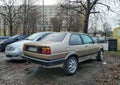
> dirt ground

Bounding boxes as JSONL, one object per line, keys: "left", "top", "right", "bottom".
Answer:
{"left": 0, "top": 52, "right": 120, "bottom": 85}
{"left": 91, "top": 54, "right": 120, "bottom": 85}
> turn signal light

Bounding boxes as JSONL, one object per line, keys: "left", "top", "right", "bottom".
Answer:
{"left": 41, "top": 47, "right": 51, "bottom": 55}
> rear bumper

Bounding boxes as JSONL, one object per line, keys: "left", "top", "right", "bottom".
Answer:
{"left": 22, "top": 55, "right": 65, "bottom": 67}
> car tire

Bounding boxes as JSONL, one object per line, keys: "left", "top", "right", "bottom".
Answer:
{"left": 96, "top": 50, "right": 104, "bottom": 61}
{"left": 63, "top": 57, "right": 78, "bottom": 75}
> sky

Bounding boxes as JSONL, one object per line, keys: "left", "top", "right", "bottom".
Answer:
{"left": 42, "top": 0, "right": 58, "bottom": 5}
{"left": 0, "top": 0, "right": 58, "bottom": 5}
{"left": 99, "top": 1, "right": 120, "bottom": 30}
{"left": 26, "top": 0, "right": 58, "bottom": 5}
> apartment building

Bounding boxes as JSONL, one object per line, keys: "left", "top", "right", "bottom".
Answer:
{"left": 38, "top": 5, "right": 60, "bottom": 30}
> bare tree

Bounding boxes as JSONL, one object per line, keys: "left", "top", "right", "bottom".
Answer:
{"left": 3, "top": 17, "right": 7, "bottom": 36}
{"left": 59, "top": 0, "right": 110, "bottom": 33}
{"left": 50, "top": 8, "right": 66, "bottom": 32}
{"left": 57, "top": 7, "right": 83, "bottom": 32}
{"left": 19, "top": 0, "right": 40, "bottom": 34}
{"left": 27, "top": 8, "right": 38, "bottom": 34}
{"left": 97, "top": 30, "right": 104, "bottom": 36}
{"left": 66, "top": 12, "right": 83, "bottom": 32}
{"left": 13, "top": 17, "right": 21, "bottom": 35}
{"left": 0, "top": 15, "right": 7, "bottom": 36}
{"left": 0, "top": 0, "right": 21, "bottom": 36}
{"left": 102, "top": 22, "right": 112, "bottom": 38}
{"left": 89, "top": 24, "right": 98, "bottom": 36}
{"left": 88, "top": 13, "right": 99, "bottom": 36}
{"left": 50, "top": 17, "right": 61, "bottom": 32}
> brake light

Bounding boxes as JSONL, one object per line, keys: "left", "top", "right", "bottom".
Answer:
{"left": 41, "top": 47, "right": 51, "bottom": 55}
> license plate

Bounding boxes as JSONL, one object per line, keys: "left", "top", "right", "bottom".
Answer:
{"left": 28, "top": 47, "right": 37, "bottom": 52}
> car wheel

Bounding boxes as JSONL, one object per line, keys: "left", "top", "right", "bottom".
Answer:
{"left": 96, "top": 50, "right": 104, "bottom": 61}
{"left": 63, "top": 57, "right": 78, "bottom": 75}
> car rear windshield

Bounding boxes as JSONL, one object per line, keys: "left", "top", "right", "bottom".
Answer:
{"left": 41, "top": 33, "right": 67, "bottom": 42}
{"left": 25, "top": 32, "right": 48, "bottom": 41}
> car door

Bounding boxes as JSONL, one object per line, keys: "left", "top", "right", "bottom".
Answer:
{"left": 67, "top": 33, "right": 87, "bottom": 60}
{"left": 80, "top": 34, "right": 99, "bottom": 58}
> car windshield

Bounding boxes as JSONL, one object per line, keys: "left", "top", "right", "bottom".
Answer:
{"left": 41, "top": 33, "right": 67, "bottom": 42}
{"left": 25, "top": 32, "right": 47, "bottom": 41}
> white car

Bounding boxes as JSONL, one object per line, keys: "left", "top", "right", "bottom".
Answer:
{"left": 5, "top": 32, "right": 51, "bottom": 60}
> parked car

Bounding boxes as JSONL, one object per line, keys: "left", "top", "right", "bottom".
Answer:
{"left": 0, "top": 36, "right": 10, "bottom": 42}
{"left": 0, "top": 34, "right": 28, "bottom": 51}
{"left": 23, "top": 32, "right": 104, "bottom": 75}
{"left": 5, "top": 32, "right": 52, "bottom": 60}
{"left": 99, "top": 38, "right": 109, "bottom": 43}
{"left": 91, "top": 36, "right": 99, "bottom": 43}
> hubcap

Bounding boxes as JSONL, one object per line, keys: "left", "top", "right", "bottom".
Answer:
{"left": 68, "top": 58, "right": 77, "bottom": 73}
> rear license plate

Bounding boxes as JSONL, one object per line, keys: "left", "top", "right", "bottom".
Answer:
{"left": 28, "top": 47, "right": 37, "bottom": 52}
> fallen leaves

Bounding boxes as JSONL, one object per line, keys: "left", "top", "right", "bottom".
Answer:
{"left": 92, "top": 55, "right": 120, "bottom": 85}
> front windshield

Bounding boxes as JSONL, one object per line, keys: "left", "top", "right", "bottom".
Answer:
{"left": 41, "top": 33, "right": 67, "bottom": 42}
{"left": 25, "top": 32, "right": 47, "bottom": 41}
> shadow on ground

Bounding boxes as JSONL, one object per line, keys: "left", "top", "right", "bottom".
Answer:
{"left": 0, "top": 52, "right": 101, "bottom": 85}
{"left": 22, "top": 59, "right": 101, "bottom": 85}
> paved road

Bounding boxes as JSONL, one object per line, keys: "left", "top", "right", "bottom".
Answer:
{"left": 0, "top": 52, "right": 102, "bottom": 85}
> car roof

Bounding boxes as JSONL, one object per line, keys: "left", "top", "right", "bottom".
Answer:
{"left": 50, "top": 32, "right": 86, "bottom": 35}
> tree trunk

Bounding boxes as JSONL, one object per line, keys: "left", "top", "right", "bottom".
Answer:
{"left": 9, "top": 22, "right": 13, "bottom": 36}
{"left": 3, "top": 18, "right": 6, "bottom": 36}
{"left": 83, "top": 12, "right": 90, "bottom": 33}
{"left": 83, "top": 0, "right": 90, "bottom": 33}
{"left": 23, "top": 18, "right": 26, "bottom": 34}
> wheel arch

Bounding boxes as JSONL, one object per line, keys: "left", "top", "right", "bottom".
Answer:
{"left": 96, "top": 47, "right": 104, "bottom": 61}
{"left": 98, "top": 47, "right": 104, "bottom": 52}
{"left": 65, "top": 52, "right": 79, "bottom": 63}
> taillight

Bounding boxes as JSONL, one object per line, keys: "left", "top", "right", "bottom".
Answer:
{"left": 41, "top": 47, "right": 51, "bottom": 55}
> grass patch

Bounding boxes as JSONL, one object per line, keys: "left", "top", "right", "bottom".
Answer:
{"left": 105, "top": 50, "right": 120, "bottom": 56}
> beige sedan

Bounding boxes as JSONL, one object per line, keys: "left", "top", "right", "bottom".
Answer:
{"left": 23, "top": 32, "right": 104, "bottom": 75}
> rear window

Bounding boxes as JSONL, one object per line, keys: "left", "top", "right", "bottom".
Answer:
{"left": 41, "top": 33, "right": 67, "bottom": 42}
{"left": 25, "top": 32, "right": 49, "bottom": 41}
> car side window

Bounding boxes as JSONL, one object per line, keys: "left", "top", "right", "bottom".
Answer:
{"left": 69, "top": 34, "right": 82, "bottom": 45}
{"left": 81, "top": 34, "right": 93, "bottom": 44}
